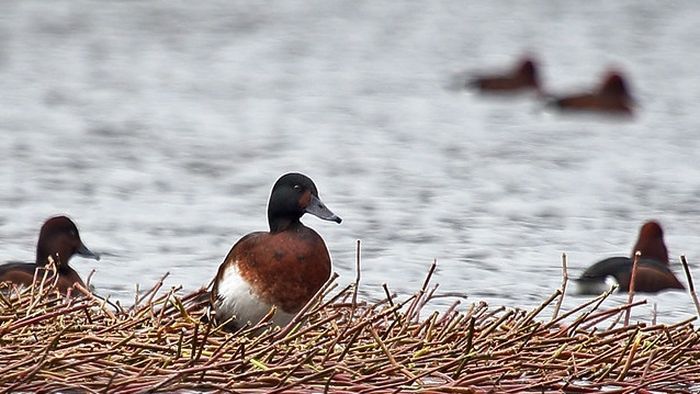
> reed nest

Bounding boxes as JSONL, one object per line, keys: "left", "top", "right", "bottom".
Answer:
{"left": 1, "top": 254, "right": 700, "bottom": 393}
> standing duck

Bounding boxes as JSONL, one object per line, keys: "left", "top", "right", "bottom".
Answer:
{"left": 211, "top": 173, "right": 341, "bottom": 329}
{"left": 0, "top": 216, "right": 100, "bottom": 293}
{"left": 576, "top": 221, "right": 684, "bottom": 294}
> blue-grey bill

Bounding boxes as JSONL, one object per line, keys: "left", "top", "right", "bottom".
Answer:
{"left": 77, "top": 242, "right": 101, "bottom": 261}
{"left": 306, "top": 194, "right": 342, "bottom": 224}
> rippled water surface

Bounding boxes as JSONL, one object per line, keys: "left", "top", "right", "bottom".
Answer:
{"left": 2, "top": 1, "right": 700, "bottom": 322}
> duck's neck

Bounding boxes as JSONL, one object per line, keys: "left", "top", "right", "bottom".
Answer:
{"left": 269, "top": 217, "right": 302, "bottom": 233}
{"left": 633, "top": 240, "right": 668, "bottom": 264}
{"left": 35, "top": 244, "right": 51, "bottom": 266}
{"left": 36, "top": 246, "right": 68, "bottom": 269}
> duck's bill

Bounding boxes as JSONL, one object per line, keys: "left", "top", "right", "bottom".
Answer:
{"left": 306, "top": 194, "right": 342, "bottom": 224}
{"left": 77, "top": 242, "right": 101, "bottom": 261}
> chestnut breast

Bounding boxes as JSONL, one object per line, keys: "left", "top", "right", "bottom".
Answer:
{"left": 226, "top": 225, "right": 331, "bottom": 314}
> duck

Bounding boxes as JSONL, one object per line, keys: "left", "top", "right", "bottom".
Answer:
{"left": 210, "top": 173, "right": 342, "bottom": 330}
{"left": 576, "top": 221, "right": 684, "bottom": 294}
{"left": 467, "top": 57, "right": 541, "bottom": 93}
{"left": 0, "top": 216, "right": 100, "bottom": 293}
{"left": 549, "top": 71, "right": 634, "bottom": 115}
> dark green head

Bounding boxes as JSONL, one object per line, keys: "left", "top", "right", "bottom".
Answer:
{"left": 267, "top": 173, "right": 341, "bottom": 232}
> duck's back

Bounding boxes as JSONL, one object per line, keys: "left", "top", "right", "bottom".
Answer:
{"left": 578, "top": 257, "right": 683, "bottom": 293}
{"left": 471, "top": 77, "right": 521, "bottom": 91}
{"left": 554, "top": 93, "right": 598, "bottom": 110}
{"left": 0, "top": 262, "right": 37, "bottom": 287}
{"left": 554, "top": 92, "right": 631, "bottom": 114}
{"left": 0, "top": 262, "right": 85, "bottom": 293}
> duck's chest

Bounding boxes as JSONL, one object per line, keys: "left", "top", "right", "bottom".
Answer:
{"left": 241, "top": 228, "right": 330, "bottom": 268}
{"left": 224, "top": 227, "right": 332, "bottom": 312}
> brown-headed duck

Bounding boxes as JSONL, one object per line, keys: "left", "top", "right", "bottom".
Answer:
{"left": 577, "top": 221, "right": 684, "bottom": 294}
{"left": 467, "top": 57, "right": 541, "bottom": 94}
{"left": 550, "top": 71, "right": 634, "bottom": 115}
{"left": 0, "top": 216, "right": 99, "bottom": 293}
{"left": 211, "top": 173, "right": 341, "bottom": 329}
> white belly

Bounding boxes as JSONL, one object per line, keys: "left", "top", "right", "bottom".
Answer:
{"left": 215, "top": 263, "right": 294, "bottom": 328}
{"left": 576, "top": 276, "right": 618, "bottom": 295}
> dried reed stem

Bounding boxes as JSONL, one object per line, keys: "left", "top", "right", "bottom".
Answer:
{"left": 551, "top": 252, "right": 569, "bottom": 321}
{"left": 0, "top": 252, "right": 698, "bottom": 393}
{"left": 680, "top": 255, "right": 700, "bottom": 319}
{"left": 624, "top": 251, "right": 641, "bottom": 326}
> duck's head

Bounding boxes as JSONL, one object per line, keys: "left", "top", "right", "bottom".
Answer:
{"left": 600, "top": 71, "right": 631, "bottom": 98}
{"left": 517, "top": 59, "right": 538, "bottom": 82}
{"left": 36, "top": 216, "right": 100, "bottom": 268}
{"left": 631, "top": 220, "right": 668, "bottom": 264}
{"left": 268, "top": 173, "right": 342, "bottom": 232}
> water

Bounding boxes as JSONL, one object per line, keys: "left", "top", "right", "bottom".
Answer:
{"left": 2, "top": 1, "right": 700, "bottom": 322}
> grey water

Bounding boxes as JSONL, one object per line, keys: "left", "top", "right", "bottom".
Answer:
{"left": 2, "top": 1, "right": 700, "bottom": 322}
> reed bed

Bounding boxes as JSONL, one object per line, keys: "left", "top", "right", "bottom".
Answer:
{"left": 1, "top": 259, "right": 699, "bottom": 393}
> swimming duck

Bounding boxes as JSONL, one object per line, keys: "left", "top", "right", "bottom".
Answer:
{"left": 0, "top": 216, "right": 100, "bottom": 293}
{"left": 467, "top": 57, "right": 541, "bottom": 93}
{"left": 211, "top": 173, "right": 341, "bottom": 329}
{"left": 550, "top": 71, "right": 634, "bottom": 115}
{"left": 577, "top": 221, "right": 684, "bottom": 294}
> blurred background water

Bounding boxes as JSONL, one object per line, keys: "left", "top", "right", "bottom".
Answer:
{"left": 2, "top": 1, "right": 700, "bottom": 322}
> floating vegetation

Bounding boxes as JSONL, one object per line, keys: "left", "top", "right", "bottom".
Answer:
{"left": 0, "top": 254, "right": 699, "bottom": 393}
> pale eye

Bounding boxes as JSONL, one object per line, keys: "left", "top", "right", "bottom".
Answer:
{"left": 293, "top": 184, "right": 302, "bottom": 191}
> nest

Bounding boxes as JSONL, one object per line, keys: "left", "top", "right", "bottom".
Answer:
{"left": 1, "top": 257, "right": 699, "bottom": 393}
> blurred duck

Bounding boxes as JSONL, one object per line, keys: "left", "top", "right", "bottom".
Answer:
{"left": 211, "top": 173, "right": 341, "bottom": 330}
{"left": 467, "top": 57, "right": 541, "bottom": 94}
{"left": 0, "top": 216, "right": 100, "bottom": 293}
{"left": 577, "top": 221, "right": 684, "bottom": 294}
{"left": 550, "top": 71, "right": 634, "bottom": 115}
